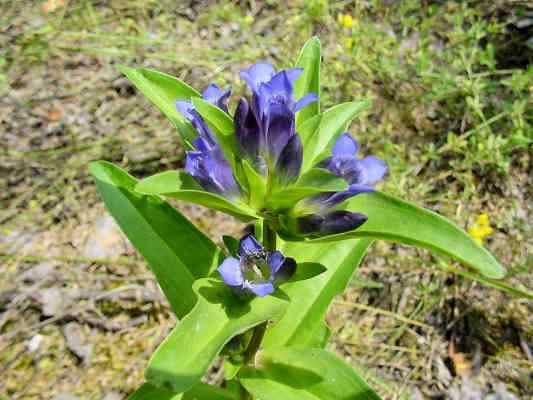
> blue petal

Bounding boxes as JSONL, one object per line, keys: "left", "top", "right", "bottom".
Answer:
{"left": 320, "top": 211, "right": 368, "bottom": 235}
{"left": 294, "top": 92, "right": 318, "bottom": 112}
{"left": 176, "top": 100, "right": 195, "bottom": 121}
{"left": 275, "top": 133, "right": 302, "bottom": 184}
{"left": 357, "top": 156, "right": 388, "bottom": 185}
{"left": 332, "top": 133, "right": 359, "bottom": 158}
{"left": 267, "top": 251, "right": 285, "bottom": 275}
{"left": 270, "top": 254, "right": 296, "bottom": 283}
{"left": 264, "top": 102, "right": 295, "bottom": 163}
{"left": 316, "top": 190, "right": 356, "bottom": 209}
{"left": 238, "top": 234, "right": 264, "bottom": 258}
{"left": 262, "top": 71, "right": 293, "bottom": 105}
{"left": 218, "top": 257, "right": 244, "bottom": 286}
{"left": 285, "top": 68, "right": 303, "bottom": 84}
{"left": 296, "top": 214, "right": 325, "bottom": 235}
{"left": 235, "top": 98, "right": 261, "bottom": 160}
{"left": 245, "top": 281, "right": 274, "bottom": 297}
{"left": 240, "top": 62, "right": 276, "bottom": 93}
{"left": 347, "top": 183, "right": 374, "bottom": 196}
{"left": 203, "top": 83, "right": 231, "bottom": 112}
{"left": 185, "top": 147, "right": 240, "bottom": 198}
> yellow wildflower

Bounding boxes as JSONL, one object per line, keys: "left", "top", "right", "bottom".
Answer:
{"left": 243, "top": 15, "right": 254, "bottom": 25}
{"left": 338, "top": 14, "right": 354, "bottom": 29}
{"left": 468, "top": 213, "right": 493, "bottom": 245}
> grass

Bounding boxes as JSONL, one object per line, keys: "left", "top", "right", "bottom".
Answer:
{"left": 0, "top": 0, "right": 531, "bottom": 399}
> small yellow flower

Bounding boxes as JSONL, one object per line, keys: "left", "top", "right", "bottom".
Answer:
{"left": 338, "top": 14, "right": 354, "bottom": 29}
{"left": 477, "top": 213, "right": 489, "bottom": 226}
{"left": 468, "top": 213, "right": 493, "bottom": 245}
{"left": 243, "top": 15, "right": 254, "bottom": 25}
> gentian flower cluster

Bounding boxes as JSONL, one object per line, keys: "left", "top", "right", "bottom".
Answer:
{"left": 174, "top": 62, "right": 387, "bottom": 252}
{"left": 217, "top": 234, "right": 296, "bottom": 297}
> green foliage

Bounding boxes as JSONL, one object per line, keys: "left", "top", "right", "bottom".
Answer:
{"left": 145, "top": 279, "right": 288, "bottom": 393}
{"left": 300, "top": 101, "right": 372, "bottom": 172}
{"left": 309, "top": 191, "right": 505, "bottom": 279}
{"left": 91, "top": 31, "right": 516, "bottom": 400}
{"left": 116, "top": 65, "right": 200, "bottom": 145}
{"left": 294, "top": 36, "right": 321, "bottom": 127}
{"left": 264, "top": 239, "right": 372, "bottom": 348}
{"left": 135, "top": 170, "right": 258, "bottom": 221}
{"left": 90, "top": 161, "right": 222, "bottom": 318}
{"left": 267, "top": 168, "right": 347, "bottom": 210}
{"left": 240, "top": 347, "right": 380, "bottom": 400}
{"left": 128, "top": 382, "right": 238, "bottom": 400}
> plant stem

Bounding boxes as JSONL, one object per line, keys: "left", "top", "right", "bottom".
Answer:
{"left": 242, "top": 321, "right": 268, "bottom": 366}
{"left": 263, "top": 222, "right": 277, "bottom": 251}
{"left": 238, "top": 222, "right": 276, "bottom": 399}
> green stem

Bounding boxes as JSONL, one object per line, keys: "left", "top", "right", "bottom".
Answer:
{"left": 263, "top": 222, "right": 277, "bottom": 251}
{"left": 238, "top": 222, "right": 276, "bottom": 399}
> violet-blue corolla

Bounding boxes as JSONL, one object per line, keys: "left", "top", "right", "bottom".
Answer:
{"left": 293, "top": 133, "right": 387, "bottom": 236}
{"left": 217, "top": 234, "right": 296, "bottom": 297}
{"left": 235, "top": 63, "right": 317, "bottom": 183}
{"left": 176, "top": 84, "right": 240, "bottom": 199}
{"left": 174, "top": 64, "right": 386, "bottom": 239}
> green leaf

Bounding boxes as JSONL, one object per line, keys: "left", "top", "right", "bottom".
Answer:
{"left": 311, "top": 191, "right": 506, "bottom": 279}
{"left": 264, "top": 239, "right": 372, "bottom": 348}
{"left": 300, "top": 101, "right": 372, "bottom": 172}
{"left": 182, "top": 382, "right": 239, "bottom": 400}
{"left": 294, "top": 37, "right": 321, "bottom": 127}
{"left": 128, "top": 382, "right": 181, "bottom": 400}
{"left": 222, "top": 235, "right": 239, "bottom": 257}
{"left": 240, "top": 347, "right": 381, "bottom": 400}
{"left": 267, "top": 168, "right": 347, "bottom": 210}
{"left": 438, "top": 260, "right": 532, "bottom": 299}
{"left": 135, "top": 170, "right": 258, "bottom": 222}
{"left": 307, "top": 322, "right": 331, "bottom": 349}
{"left": 191, "top": 97, "right": 237, "bottom": 166}
{"left": 242, "top": 160, "right": 267, "bottom": 210}
{"left": 117, "top": 65, "right": 199, "bottom": 144}
{"left": 146, "top": 278, "right": 287, "bottom": 394}
{"left": 223, "top": 357, "right": 243, "bottom": 380}
{"left": 128, "top": 382, "right": 238, "bottom": 400}
{"left": 90, "top": 161, "right": 222, "bottom": 318}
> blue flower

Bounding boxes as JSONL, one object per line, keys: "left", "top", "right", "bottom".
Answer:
{"left": 293, "top": 133, "right": 387, "bottom": 236}
{"left": 234, "top": 63, "right": 317, "bottom": 183}
{"left": 217, "top": 234, "right": 296, "bottom": 297}
{"left": 176, "top": 84, "right": 240, "bottom": 199}
{"left": 314, "top": 133, "right": 387, "bottom": 209}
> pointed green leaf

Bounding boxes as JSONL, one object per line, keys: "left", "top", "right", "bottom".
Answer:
{"left": 242, "top": 160, "right": 267, "bottom": 210}
{"left": 135, "top": 170, "right": 258, "bottom": 222}
{"left": 240, "top": 347, "right": 381, "bottom": 400}
{"left": 307, "top": 322, "right": 331, "bottom": 349}
{"left": 300, "top": 101, "right": 371, "bottom": 172}
{"left": 117, "top": 65, "right": 199, "bottom": 144}
{"left": 90, "top": 161, "right": 222, "bottom": 318}
{"left": 128, "top": 382, "right": 238, "bottom": 400}
{"left": 267, "top": 168, "right": 347, "bottom": 210}
{"left": 264, "top": 239, "right": 372, "bottom": 348}
{"left": 146, "top": 279, "right": 287, "bottom": 394}
{"left": 294, "top": 37, "right": 321, "bottom": 127}
{"left": 191, "top": 97, "right": 237, "bottom": 167}
{"left": 128, "top": 382, "right": 181, "bottom": 400}
{"left": 309, "top": 191, "right": 506, "bottom": 279}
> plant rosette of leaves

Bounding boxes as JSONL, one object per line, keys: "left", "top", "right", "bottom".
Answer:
{"left": 90, "top": 37, "right": 514, "bottom": 400}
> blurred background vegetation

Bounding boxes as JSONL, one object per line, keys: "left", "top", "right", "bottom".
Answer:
{"left": 0, "top": 1, "right": 531, "bottom": 399}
